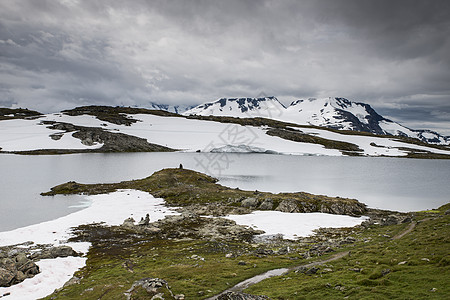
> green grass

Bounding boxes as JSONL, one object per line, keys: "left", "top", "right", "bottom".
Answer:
{"left": 41, "top": 168, "right": 366, "bottom": 215}
{"left": 244, "top": 206, "right": 450, "bottom": 299}
{"left": 43, "top": 232, "right": 307, "bottom": 299}
{"left": 39, "top": 168, "right": 449, "bottom": 299}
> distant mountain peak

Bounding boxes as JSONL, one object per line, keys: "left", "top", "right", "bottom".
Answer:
{"left": 147, "top": 102, "right": 195, "bottom": 114}
{"left": 185, "top": 96, "right": 449, "bottom": 145}
{"left": 183, "top": 96, "right": 286, "bottom": 119}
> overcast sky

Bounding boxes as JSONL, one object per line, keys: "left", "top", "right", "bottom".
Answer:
{"left": 1, "top": 0, "right": 449, "bottom": 134}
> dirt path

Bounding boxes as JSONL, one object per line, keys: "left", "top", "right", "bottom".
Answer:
{"left": 392, "top": 221, "right": 417, "bottom": 240}
{"left": 208, "top": 219, "right": 424, "bottom": 299}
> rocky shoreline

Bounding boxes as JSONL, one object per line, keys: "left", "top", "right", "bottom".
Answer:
{"left": 0, "top": 244, "right": 79, "bottom": 288}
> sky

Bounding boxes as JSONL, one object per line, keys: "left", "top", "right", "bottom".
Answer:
{"left": 0, "top": 0, "right": 449, "bottom": 134}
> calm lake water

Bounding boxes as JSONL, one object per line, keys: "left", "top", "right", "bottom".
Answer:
{"left": 1, "top": 153, "right": 449, "bottom": 232}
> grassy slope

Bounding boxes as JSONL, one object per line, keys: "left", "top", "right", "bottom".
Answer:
{"left": 244, "top": 204, "right": 450, "bottom": 299}
{"left": 42, "top": 205, "right": 449, "bottom": 299}
{"left": 41, "top": 168, "right": 366, "bottom": 215}
{"left": 39, "top": 168, "right": 449, "bottom": 299}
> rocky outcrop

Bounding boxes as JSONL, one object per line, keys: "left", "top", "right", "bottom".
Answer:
{"left": 124, "top": 277, "right": 185, "bottom": 300}
{"left": 42, "top": 121, "right": 175, "bottom": 153}
{"left": 273, "top": 198, "right": 366, "bottom": 216}
{"left": 362, "top": 209, "right": 414, "bottom": 227}
{"left": 120, "top": 213, "right": 264, "bottom": 242}
{"left": 0, "top": 108, "right": 42, "bottom": 120}
{"left": 0, "top": 244, "right": 79, "bottom": 287}
{"left": 275, "top": 199, "right": 301, "bottom": 213}
{"left": 0, "top": 254, "right": 39, "bottom": 287}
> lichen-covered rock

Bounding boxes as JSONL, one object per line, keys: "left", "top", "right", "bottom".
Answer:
{"left": 258, "top": 199, "right": 273, "bottom": 210}
{"left": 0, "top": 267, "right": 16, "bottom": 287}
{"left": 18, "top": 261, "right": 39, "bottom": 277}
{"left": 241, "top": 197, "right": 259, "bottom": 208}
{"left": 276, "top": 199, "right": 300, "bottom": 213}
{"left": 124, "top": 278, "right": 175, "bottom": 300}
{"left": 50, "top": 246, "right": 78, "bottom": 258}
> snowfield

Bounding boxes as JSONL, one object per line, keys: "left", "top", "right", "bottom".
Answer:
{"left": 0, "top": 112, "right": 448, "bottom": 157}
{"left": 0, "top": 117, "right": 102, "bottom": 151}
{"left": 226, "top": 211, "right": 368, "bottom": 239}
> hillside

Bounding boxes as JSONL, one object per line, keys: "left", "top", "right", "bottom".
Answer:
{"left": 0, "top": 106, "right": 449, "bottom": 158}
{"left": 184, "top": 97, "right": 450, "bottom": 145}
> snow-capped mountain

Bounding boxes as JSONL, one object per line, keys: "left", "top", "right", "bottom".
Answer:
{"left": 147, "top": 102, "right": 195, "bottom": 114}
{"left": 283, "top": 97, "right": 449, "bottom": 145}
{"left": 183, "top": 96, "right": 286, "bottom": 119}
{"left": 184, "top": 97, "right": 449, "bottom": 145}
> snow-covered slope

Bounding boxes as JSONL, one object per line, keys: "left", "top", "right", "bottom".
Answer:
{"left": 184, "top": 97, "right": 286, "bottom": 119}
{"left": 147, "top": 102, "right": 195, "bottom": 114}
{"left": 185, "top": 97, "right": 449, "bottom": 145}
{"left": 283, "top": 97, "right": 385, "bottom": 133}
{"left": 1, "top": 110, "right": 448, "bottom": 158}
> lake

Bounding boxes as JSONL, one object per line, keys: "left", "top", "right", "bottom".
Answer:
{"left": 1, "top": 153, "right": 449, "bottom": 232}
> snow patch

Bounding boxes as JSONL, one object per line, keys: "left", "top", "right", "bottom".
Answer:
{"left": 0, "top": 257, "right": 86, "bottom": 300}
{"left": 226, "top": 210, "right": 368, "bottom": 239}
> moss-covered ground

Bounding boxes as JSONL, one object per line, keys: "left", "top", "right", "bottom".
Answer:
{"left": 244, "top": 204, "right": 450, "bottom": 299}
{"left": 41, "top": 168, "right": 366, "bottom": 215}
{"left": 41, "top": 204, "right": 450, "bottom": 299}
{"left": 37, "top": 168, "right": 450, "bottom": 299}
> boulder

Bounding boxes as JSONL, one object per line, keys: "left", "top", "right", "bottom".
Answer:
{"left": 122, "top": 217, "right": 136, "bottom": 227}
{"left": 138, "top": 214, "right": 150, "bottom": 226}
{"left": 276, "top": 199, "right": 300, "bottom": 213}
{"left": 0, "top": 258, "right": 16, "bottom": 272}
{"left": 241, "top": 197, "right": 259, "bottom": 208}
{"left": 15, "top": 271, "right": 27, "bottom": 282}
{"left": 0, "top": 267, "right": 16, "bottom": 287}
{"left": 18, "top": 261, "right": 39, "bottom": 277}
{"left": 218, "top": 292, "right": 270, "bottom": 299}
{"left": 15, "top": 253, "right": 28, "bottom": 266}
{"left": 258, "top": 199, "right": 273, "bottom": 210}
{"left": 124, "top": 278, "right": 173, "bottom": 300}
{"left": 49, "top": 246, "right": 78, "bottom": 258}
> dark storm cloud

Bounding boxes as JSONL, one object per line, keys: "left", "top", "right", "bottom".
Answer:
{"left": 0, "top": 0, "right": 449, "bottom": 133}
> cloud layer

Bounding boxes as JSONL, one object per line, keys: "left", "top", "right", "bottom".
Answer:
{"left": 1, "top": 0, "right": 449, "bottom": 133}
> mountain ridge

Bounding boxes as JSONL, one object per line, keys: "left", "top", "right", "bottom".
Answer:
{"left": 183, "top": 97, "right": 449, "bottom": 145}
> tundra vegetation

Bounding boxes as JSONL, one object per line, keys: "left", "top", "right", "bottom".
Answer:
{"left": 36, "top": 168, "right": 449, "bottom": 299}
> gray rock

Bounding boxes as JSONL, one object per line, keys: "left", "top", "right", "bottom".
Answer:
{"left": 122, "top": 217, "right": 136, "bottom": 227}
{"left": 0, "top": 258, "right": 16, "bottom": 272}
{"left": 0, "top": 267, "right": 16, "bottom": 287}
{"left": 276, "top": 199, "right": 300, "bottom": 213}
{"left": 258, "top": 199, "right": 273, "bottom": 210}
{"left": 30, "top": 250, "right": 53, "bottom": 260}
{"left": 15, "top": 253, "right": 28, "bottom": 266}
{"left": 138, "top": 214, "right": 150, "bottom": 226}
{"left": 305, "top": 266, "right": 319, "bottom": 275}
{"left": 15, "top": 271, "right": 27, "bottom": 282}
{"left": 18, "top": 261, "right": 39, "bottom": 277}
{"left": 49, "top": 246, "right": 77, "bottom": 258}
{"left": 218, "top": 291, "right": 270, "bottom": 300}
{"left": 241, "top": 197, "right": 259, "bottom": 208}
